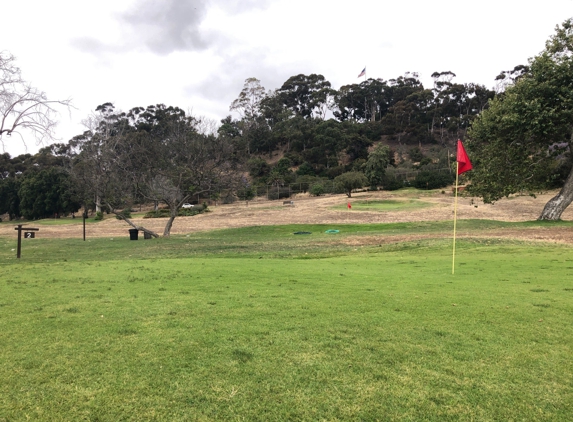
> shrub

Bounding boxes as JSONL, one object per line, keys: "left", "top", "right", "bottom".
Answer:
{"left": 94, "top": 211, "right": 104, "bottom": 221}
{"left": 268, "top": 186, "right": 291, "bottom": 200}
{"left": 325, "top": 166, "right": 345, "bottom": 179}
{"left": 296, "top": 162, "right": 315, "bottom": 176}
{"left": 412, "top": 170, "right": 454, "bottom": 190}
{"left": 408, "top": 147, "right": 425, "bottom": 162}
{"left": 116, "top": 208, "right": 132, "bottom": 220}
{"left": 143, "top": 204, "right": 207, "bottom": 219}
{"left": 236, "top": 185, "right": 256, "bottom": 201}
{"left": 381, "top": 175, "right": 404, "bottom": 191}
{"left": 309, "top": 183, "right": 325, "bottom": 196}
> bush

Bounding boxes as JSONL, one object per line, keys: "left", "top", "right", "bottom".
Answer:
{"left": 381, "top": 175, "right": 404, "bottom": 191}
{"left": 408, "top": 147, "right": 425, "bottom": 162}
{"left": 236, "top": 186, "right": 256, "bottom": 201}
{"left": 94, "top": 211, "right": 104, "bottom": 221}
{"left": 296, "top": 162, "right": 315, "bottom": 176}
{"left": 144, "top": 204, "right": 207, "bottom": 219}
{"left": 412, "top": 170, "right": 454, "bottom": 190}
{"left": 268, "top": 186, "right": 291, "bottom": 200}
{"left": 309, "top": 183, "right": 325, "bottom": 196}
{"left": 325, "top": 166, "right": 345, "bottom": 179}
{"left": 116, "top": 208, "right": 132, "bottom": 219}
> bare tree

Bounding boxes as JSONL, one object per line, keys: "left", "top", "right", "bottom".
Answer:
{"left": 0, "top": 51, "right": 72, "bottom": 151}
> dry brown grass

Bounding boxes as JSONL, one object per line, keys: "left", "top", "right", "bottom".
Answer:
{"left": 2, "top": 189, "right": 573, "bottom": 242}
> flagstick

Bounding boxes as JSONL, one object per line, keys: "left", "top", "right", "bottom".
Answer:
{"left": 452, "top": 162, "right": 460, "bottom": 275}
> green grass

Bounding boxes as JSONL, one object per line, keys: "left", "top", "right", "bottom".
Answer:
{"left": 1, "top": 222, "right": 573, "bottom": 420}
{"left": 333, "top": 199, "right": 432, "bottom": 211}
{"left": 1, "top": 212, "right": 149, "bottom": 227}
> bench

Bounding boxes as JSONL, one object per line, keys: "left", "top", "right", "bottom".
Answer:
{"left": 283, "top": 201, "right": 294, "bottom": 206}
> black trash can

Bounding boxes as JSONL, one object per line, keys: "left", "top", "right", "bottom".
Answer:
{"left": 129, "top": 229, "right": 139, "bottom": 240}
{"left": 144, "top": 232, "right": 152, "bottom": 240}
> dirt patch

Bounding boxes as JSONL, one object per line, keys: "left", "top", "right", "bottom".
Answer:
{"left": 2, "top": 190, "right": 573, "bottom": 243}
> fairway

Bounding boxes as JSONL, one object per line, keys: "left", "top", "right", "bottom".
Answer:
{"left": 1, "top": 223, "right": 573, "bottom": 420}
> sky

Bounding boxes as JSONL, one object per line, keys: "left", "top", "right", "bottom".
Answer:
{"left": 1, "top": 0, "right": 572, "bottom": 157}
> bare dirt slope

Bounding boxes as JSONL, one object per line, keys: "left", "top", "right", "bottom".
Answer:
{"left": 2, "top": 190, "right": 573, "bottom": 243}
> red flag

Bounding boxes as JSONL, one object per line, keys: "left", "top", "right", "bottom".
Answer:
{"left": 457, "top": 140, "right": 472, "bottom": 175}
{"left": 347, "top": 202, "right": 352, "bottom": 209}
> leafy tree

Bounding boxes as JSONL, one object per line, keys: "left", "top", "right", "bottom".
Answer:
{"left": 408, "top": 147, "right": 425, "bottom": 162}
{"left": 467, "top": 18, "right": 573, "bottom": 220}
{"left": 334, "top": 171, "right": 368, "bottom": 198}
{"left": 230, "top": 77, "right": 267, "bottom": 121}
{"left": 236, "top": 177, "right": 256, "bottom": 202}
{"left": 71, "top": 103, "right": 241, "bottom": 236}
{"left": 127, "top": 105, "right": 242, "bottom": 236}
{"left": 364, "top": 144, "right": 390, "bottom": 188}
{"left": 296, "top": 162, "right": 315, "bottom": 176}
{"left": 18, "top": 167, "right": 80, "bottom": 220}
{"left": 229, "top": 78, "right": 270, "bottom": 155}
{"left": 0, "top": 176, "right": 21, "bottom": 219}
{"left": 277, "top": 74, "right": 334, "bottom": 119}
{"left": 309, "top": 183, "right": 325, "bottom": 196}
{"left": 334, "top": 78, "right": 389, "bottom": 122}
{"left": 247, "top": 157, "right": 271, "bottom": 180}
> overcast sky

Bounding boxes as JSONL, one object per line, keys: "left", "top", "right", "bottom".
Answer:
{"left": 2, "top": 0, "right": 572, "bottom": 156}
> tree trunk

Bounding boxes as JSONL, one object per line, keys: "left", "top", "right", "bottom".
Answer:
{"left": 118, "top": 214, "right": 160, "bottom": 238}
{"left": 107, "top": 205, "right": 160, "bottom": 238}
{"left": 163, "top": 209, "right": 178, "bottom": 237}
{"left": 538, "top": 165, "right": 573, "bottom": 220}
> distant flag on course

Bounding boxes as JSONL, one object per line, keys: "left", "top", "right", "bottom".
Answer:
{"left": 357, "top": 67, "right": 366, "bottom": 78}
{"left": 457, "top": 140, "right": 473, "bottom": 175}
{"left": 347, "top": 202, "right": 352, "bottom": 209}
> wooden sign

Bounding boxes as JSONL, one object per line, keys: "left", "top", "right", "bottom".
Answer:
{"left": 14, "top": 225, "right": 39, "bottom": 258}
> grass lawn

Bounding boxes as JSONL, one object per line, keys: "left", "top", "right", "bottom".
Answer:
{"left": 333, "top": 199, "right": 432, "bottom": 212}
{"left": 1, "top": 222, "right": 573, "bottom": 420}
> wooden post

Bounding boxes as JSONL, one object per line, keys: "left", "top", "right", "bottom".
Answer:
{"left": 16, "top": 224, "right": 22, "bottom": 259}
{"left": 83, "top": 211, "right": 87, "bottom": 241}
{"left": 14, "top": 225, "right": 39, "bottom": 258}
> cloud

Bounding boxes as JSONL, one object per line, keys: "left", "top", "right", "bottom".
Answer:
{"left": 71, "top": 0, "right": 272, "bottom": 56}
{"left": 121, "top": 0, "right": 210, "bottom": 54}
{"left": 70, "top": 37, "right": 126, "bottom": 55}
{"left": 183, "top": 47, "right": 305, "bottom": 119}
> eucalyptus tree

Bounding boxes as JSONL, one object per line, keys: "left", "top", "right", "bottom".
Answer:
{"left": 229, "top": 78, "right": 269, "bottom": 155}
{"left": 69, "top": 102, "right": 133, "bottom": 216}
{"left": 277, "top": 74, "right": 335, "bottom": 119}
{"left": 467, "top": 18, "right": 573, "bottom": 220}
{"left": 334, "top": 78, "right": 390, "bottom": 122}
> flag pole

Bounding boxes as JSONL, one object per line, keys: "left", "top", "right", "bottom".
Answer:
{"left": 452, "top": 162, "right": 460, "bottom": 275}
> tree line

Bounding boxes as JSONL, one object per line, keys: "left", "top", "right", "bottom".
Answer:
{"left": 3, "top": 18, "right": 573, "bottom": 229}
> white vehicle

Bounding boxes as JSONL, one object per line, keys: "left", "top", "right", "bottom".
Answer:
{"left": 181, "top": 203, "right": 194, "bottom": 209}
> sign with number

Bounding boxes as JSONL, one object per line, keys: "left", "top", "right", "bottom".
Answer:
{"left": 24, "top": 232, "right": 35, "bottom": 239}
